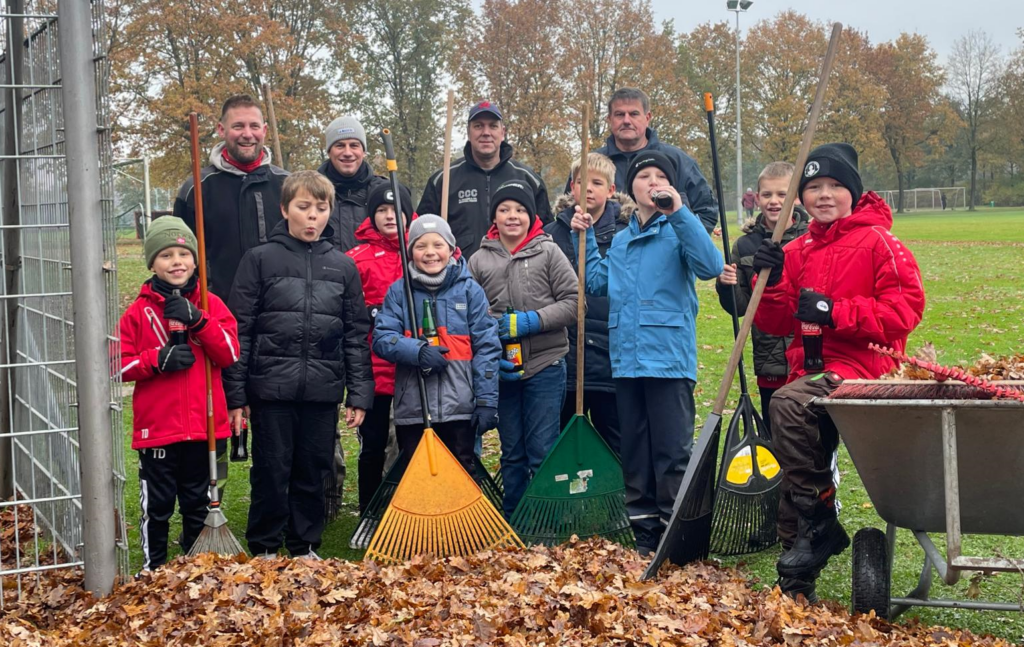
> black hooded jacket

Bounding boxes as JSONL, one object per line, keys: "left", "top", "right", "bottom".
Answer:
{"left": 715, "top": 207, "right": 810, "bottom": 380}
{"left": 317, "top": 159, "right": 391, "bottom": 253}
{"left": 174, "top": 143, "right": 289, "bottom": 298}
{"left": 544, "top": 192, "right": 633, "bottom": 393}
{"left": 417, "top": 140, "right": 552, "bottom": 258}
{"left": 223, "top": 219, "right": 375, "bottom": 409}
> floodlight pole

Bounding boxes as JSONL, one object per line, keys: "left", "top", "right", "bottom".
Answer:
{"left": 143, "top": 156, "right": 152, "bottom": 230}
{"left": 728, "top": 0, "right": 752, "bottom": 227}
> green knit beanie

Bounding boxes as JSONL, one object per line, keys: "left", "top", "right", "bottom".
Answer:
{"left": 144, "top": 216, "right": 198, "bottom": 269}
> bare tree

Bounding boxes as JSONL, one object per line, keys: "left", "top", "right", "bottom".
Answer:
{"left": 947, "top": 31, "right": 1003, "bottom": 210}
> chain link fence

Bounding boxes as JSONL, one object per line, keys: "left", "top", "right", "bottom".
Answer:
{"left": 0, "top": 0, "right": 127, "bottom": 605}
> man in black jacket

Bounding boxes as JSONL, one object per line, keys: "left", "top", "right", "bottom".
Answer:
{"left": 175, "top": 94, "right": 289, "bottom": 298}
{"left": 317, "top": 116, "right": 390, "bottom": 252}
{"left": 417, "top": 101, "right": 552, "bottom": 258}
{"left": 565, "top": 88, "right": 719, "bottom": 234}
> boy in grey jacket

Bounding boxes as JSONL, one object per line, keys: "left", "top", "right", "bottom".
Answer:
{"left": 469, "top": 180, "right": 579, "bottom": 517}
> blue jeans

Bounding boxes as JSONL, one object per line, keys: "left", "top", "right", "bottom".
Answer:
{"left": 498, "top": 359, "right": 566, "bottom": 518}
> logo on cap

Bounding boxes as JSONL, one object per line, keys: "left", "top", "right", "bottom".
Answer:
{"left": 423, "top": 222, "right": 437, "bottom": 229}
{"left": 176, "top": 237, "right": 186, "bottom": 244}
{"left": 385, "top": 190, "right": 394, "bottom": 202}
{"left": 635, "top": 156, "right": 656, "bottom": 168}
{"left": 805, "top": 161, "right": 820, "bottom": 177}
{"left": 336, "top": 127, "right": 355, "bottom": 135}
{"left": 816, "top": 300, "right": 830, "bottom": 312}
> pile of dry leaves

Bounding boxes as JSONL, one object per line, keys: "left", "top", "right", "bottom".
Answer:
{"left": 0, "top": 539, "right": 1014, "bottom": 646}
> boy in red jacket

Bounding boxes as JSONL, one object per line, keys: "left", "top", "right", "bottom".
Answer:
{"left": 345, "top": 181, "right": 413, "bottom": 512}
{"left": 752, "top": 144, "right": 925, "bottom": 602}
{"left": 119, "top": 216, "right": 239, "bottom": 570}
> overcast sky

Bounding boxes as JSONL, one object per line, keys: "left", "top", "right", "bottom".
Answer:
{"left": 653, "top": 0, "right": 1021, "bottom": 60}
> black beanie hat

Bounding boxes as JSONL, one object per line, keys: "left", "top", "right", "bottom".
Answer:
{"left": 490, "top": 180, "right": 537, "bottom": 227}
{"left": 798, "top": 143, "right": 863, "bottom": 209}
{"left": 625, "top": 150, "right": 678, "bottom": 201}
{"left": 367, "top": 182, "right": 413, "bottom": 232}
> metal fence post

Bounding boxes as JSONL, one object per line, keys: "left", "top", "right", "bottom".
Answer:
{"left": 57, "top": 0, "right": 116, "bottom": 596}
{"left": 0, "top": 0, "right": 24, "bottom": 502}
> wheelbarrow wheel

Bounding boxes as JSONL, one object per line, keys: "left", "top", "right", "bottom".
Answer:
{"left": 851, "top": 527, "right": 890, "bottom": 620}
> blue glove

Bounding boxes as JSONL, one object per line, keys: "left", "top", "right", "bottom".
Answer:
{"left": 471, "top": 405, "right": 499, "bottom": 435}
{"left": 417, "top": 344, "right": 449, "bottom": 376}
{"left": 498, "top": 310, "right": 540, "bottom": 340}
{"left": 498, "top": 359, "right": 524, "bottom": 382}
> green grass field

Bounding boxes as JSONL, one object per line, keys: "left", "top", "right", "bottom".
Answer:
{"left": 115, "top": 207, "right": 1024, "bottom": 642}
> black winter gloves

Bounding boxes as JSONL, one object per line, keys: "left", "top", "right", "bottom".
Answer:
{"left": 418, "top": 343, "right": 450, "bottom": 376}
{"left": 471, "top": 405, "right": 499, "bottom": 436}
{"left": 164, "top": 294, "right": 205, "bottom": 329}
{"left": 156, "top": 343, "right": 195, "bottom": 373}
{"left": 796, "top": 289, "right": 834, "bottom": 327}
{"left": 752, "top": 240, "right": 785, "bottom": 286}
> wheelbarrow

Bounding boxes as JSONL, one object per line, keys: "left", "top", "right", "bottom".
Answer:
{"left": 818, "top": 380, "right": 1024, "bottom": 620}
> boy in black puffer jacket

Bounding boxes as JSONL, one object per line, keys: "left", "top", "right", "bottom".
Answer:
{"left": 225, "top": 170, "right": 374, "bottom": 558}
{"left": 715, "top": 162, "right": 809, "bottom": 434}
{"left": 544, "top": 152, "right": 633, "bottom": 455}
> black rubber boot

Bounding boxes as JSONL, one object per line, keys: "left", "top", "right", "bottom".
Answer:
{"left": 777, "top": 488, "right": 850, "bottom": 579}
{"left": 779, "top": 576, "right": 819, "bottom": 604}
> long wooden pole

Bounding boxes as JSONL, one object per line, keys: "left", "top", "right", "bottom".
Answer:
{"left": 262, "top": 82, "right": 284, "bottom": 169}
{"left": 710, "top": 23, "right": 844, "bottom": 416}
{"left": 575, "top": 106, "right": 590, "bottom": 416}
{"left": 440, "top": 89, "right": 455, "bottom": 220}
{"left": 188, "top": 113, "right": 219, "bottom": 498}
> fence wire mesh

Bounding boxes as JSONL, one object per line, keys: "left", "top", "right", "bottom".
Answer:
{"left": 0, "top": 0, "right": 127, "bottom": 606}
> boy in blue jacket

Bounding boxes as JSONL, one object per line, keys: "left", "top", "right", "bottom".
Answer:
{"left": 571, "top": 151, "right": 723, "bottom": 554}
{"left": 373, "top": 215, "right": 501, "bottom": 472}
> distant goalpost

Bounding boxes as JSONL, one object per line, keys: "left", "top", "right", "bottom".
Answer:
{"left": 878, "top": 187, "right": 966, "bottom": 212}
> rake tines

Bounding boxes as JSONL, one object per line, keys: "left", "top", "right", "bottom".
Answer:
{"left": 512, "top": 490, "right": 633, "bottom": 547}
{"left": 351, "top": 453, "right": 503, "bottom": 550}
{"left": 709, "top": 484, "right": 780, "bottom": 555}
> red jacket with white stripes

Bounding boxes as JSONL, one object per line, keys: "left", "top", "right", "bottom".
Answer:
{"left": 754, "top": 192, "right": 926, "bottom": 381}
{"left": 119, "top": 281, "right": 239, "bottom": 449}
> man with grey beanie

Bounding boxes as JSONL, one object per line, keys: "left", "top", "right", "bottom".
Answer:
{"left": 317, "top": 115, "right": 390, "bottom": 252}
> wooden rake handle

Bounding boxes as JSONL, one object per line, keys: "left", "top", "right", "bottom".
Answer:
{"left": 576, "top": 106, "right": 590, "bottom": 416}
{"left": 440, "top": 90, "right": 455, "bottom": 221}
{"left": 188, "top": 113, "right": 218, "bottom": 459}
{"left": 710, "top": 23, "right": 843, "bottom": 416}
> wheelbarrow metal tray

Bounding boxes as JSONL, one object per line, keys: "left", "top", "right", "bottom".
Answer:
{"left": 821, "top": 381, "right": 1024, "bottom": 536}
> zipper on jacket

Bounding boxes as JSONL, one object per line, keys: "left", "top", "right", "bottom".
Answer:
{"left": 298, "top": 246, "right": 313, "bottom": 400}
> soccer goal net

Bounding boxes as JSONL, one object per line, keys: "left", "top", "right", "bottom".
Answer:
{"left": 878, "top": 187, "right": 966, "bottom": 211}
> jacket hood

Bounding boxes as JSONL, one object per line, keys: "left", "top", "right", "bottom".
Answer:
{"left": 209, "top": 142, "right": 275, "bottom": 177}
{"left": 462, "top": 140, "right": 514, "bottom": 172}
{"left": 353, "top": 216, "right": 405, "bottom": 251}
{"left": 482, "top": 217, "right": 547, "bottom": 255}
{"left": 741, "top": 204, "right": 811, "bottom": 235}
{"left": 554, "top": 191, "right": 636, "bottom": 226}
{"left": 808, "top": 191, "right": 891, "bottom": 242}
{"left": 602, "top": 127, "right": 661, "bottom": 157}
{"left": 267, "top": 217, "right": 337, "bottom": 252}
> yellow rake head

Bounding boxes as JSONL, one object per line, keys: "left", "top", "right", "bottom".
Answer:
{"left": 365, "top": 428, "right": 523, "bottom": 564}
